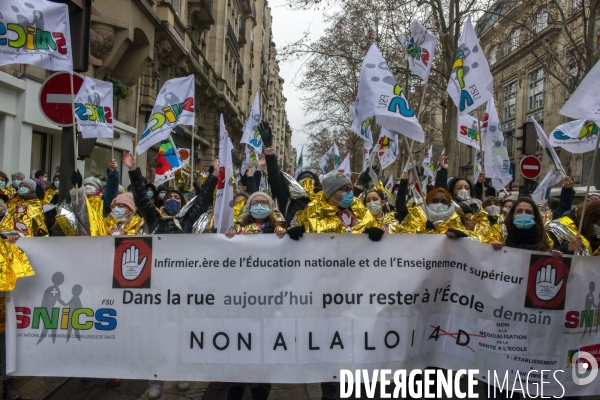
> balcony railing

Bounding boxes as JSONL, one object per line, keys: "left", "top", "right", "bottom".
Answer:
{"left": 226, "top": 20, "right": 239, "bottom": 58}
{"left": 238, "top": 17, "right": 247, "bottom": 45}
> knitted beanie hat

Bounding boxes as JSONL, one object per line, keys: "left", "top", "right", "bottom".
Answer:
{"left": 245, "top": 191, "right": 274, "bottom": 212}
{"left": 83, "top": 176, "right": 105, "bottom": 190}
{"left": 20, "top": 179, "right": 37, "bottom": 192}
{"left": 111, "top": 193, "right": 136, "bottom": 213}
{"left": 321, "top": 171, "right": 352, "bottom": 199}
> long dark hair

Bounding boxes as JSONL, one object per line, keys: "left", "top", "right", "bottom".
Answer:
{"left": 505, "top": 197, "right": 549, "bottom": 251}
{"left": 364, "top": 189, "right": 390, "bottom": 213}
{"left": 577, "top": 201, "right": 600, "bottom": 241}
{"left": 448, "top": 177, "right": 475, "bottom": 196}
{"left": 240, "top": 212, "right": 277, "bottom": 229}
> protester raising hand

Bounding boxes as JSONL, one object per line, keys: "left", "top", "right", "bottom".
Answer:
{"left": 122, "top": 152, "right": 136, "bottom": 170}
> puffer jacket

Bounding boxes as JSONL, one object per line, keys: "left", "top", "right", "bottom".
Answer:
{"left": 129, "top": 168, "right": 216, "bottom": 234}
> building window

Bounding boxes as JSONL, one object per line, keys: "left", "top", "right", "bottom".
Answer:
{"left": 171, "top": 0, "right": 181, "bottom": 15}
{"left": 528, "top": 67, "right": 545, "bottom": 111}
{"left": 503, "top": 80, "right": 517, "bottom": 120}
{"left": 488, "top": 46, "right": 497, "bottom": 66}
{"left": 508, "top": 28, "right": 520, "bottom": 53}
{"left": 533, "top": 7, "right": 548, "bottom": 34}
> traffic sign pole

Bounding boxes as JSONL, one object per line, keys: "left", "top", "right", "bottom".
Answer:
{"left": 69, "top": 72, "right": 79, "bottom": 204}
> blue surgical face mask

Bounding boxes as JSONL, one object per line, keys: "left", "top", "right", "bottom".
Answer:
{"left": 0, "top": 181, "right": 5, "bottom": 189}
{"left": 513, "top": 214, "right": 536, "bottom": 229}
{"left": 338, "top": 192, "right": 354, "bottom": 208}
{"left": 250, "top": 204, "right": 271, "bottom": 219}
{"left": 367, "top": 201, "right": 382, "bottom": 216}
{"left": 147, "top": 191, "right": 154, "bottom": 199}
{"left": 111, "top": 206, "right": 126, "bottom": 220}
{"left": 12, "top": 180, "right": 21, "bottom": 188}
{"left": 594, "top": 224, "right": 600, "bottom": 236}
{"left": 18, "top": 187, "right": 29, "bottom": 196}
{"left": 53, "top": 181, "right": 59, "bottom": 189}
{"left": 164, "top": 199, "right": 181, "bottom": 213}
{"left": 159, "top": 192, "right": 166, "bottom": 200}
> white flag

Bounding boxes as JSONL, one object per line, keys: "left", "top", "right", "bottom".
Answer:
{"left": 214, "top": 114, "right": 234, "bottom": 234}
{"left": 531, "top": 117, "right": 565, "bottom": 175}
{"left": 295, "top": 146, "right": 304, "bottom": 178}
{"left": 356, "top": 43, "right": 424, "bottom": 142}
{"left": 337, "top": 154, "right": 351, "bottom": 178}
{"left": 385, "top": 176, "right": 394, "bottom": 191}
{"left": 405, "top": 19, "right": 437, "bottom": 83}
{"left": 0, "top": 0, "right": 73, "bottom": 71}
{"left": 402, "top": 162, "right": 416, "bottom": 186}
{"left": 137, "top": 75, "right": 195, "bottom": 154}
{"left": 549, "top": 119, "right": 599, "bottom": 154}
{"left": 377, "top": 128, "right": 399, "bottom": 170}
{"left": 560, "top": 59, "right": 600, "bottom": 122}
{"left": 446, "top": 16, "right": 493, "bottom": 114}
{"left": 318, "top": 142, "right": 341, "bottom": 172}
{"left": 422, "top": 145, "right": 435, "bottom": 178}
{"left": 482, "top": 99, "right": 512, "bottom": 191}
{"left": 532, "top": 166, "right": 563, "bottom": 205}
{"left": 241, "top": 93, "right": 262, "bottom": 150}
{"left": 474, "top": 149, "right": 482, "bottom": 183}
{"left": 457, "top": 113, "right": 480, "bottom": 149}
{"left": 74, "top": 77, "right": 114, "bottom": 139}
{"left": 350, "top": 116, "right": 374, "bottom": 150}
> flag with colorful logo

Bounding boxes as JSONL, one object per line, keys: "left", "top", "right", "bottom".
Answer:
{"left": 446, "top": 16, "right": 493, "bottom": 114}
{"left": 154, "top": 135, "right": 184, "bottom": 186}
{"left": 318, "top": 142, "right": 341, "bottom": 172}
{"left": 377, "top": 128, "right": 399, "bottom": 170}
{"left": 482, "top": 99, "right": 512, "bottom": 191}
{"left": 457, "top": 113, "right": 480, "bottom": 149}
{"left": 0, "top": 0, "right": 73, "bottom": 71}
{"left": 531, "top": 117, "right": 566, "bottom": 175}
{"left": 405, "top": 19, "right": 437, "bottom": 83}
{"left": 214, "top": 114, "right": 234, "bottom": 234}
{"left": 549, "top": 119, "right": 599, "bottom": 153}
{"left": 137, "top": 75, "right": 195, "bottom": 154}
{"left": 74, "top": 77, "right": 114, "bottom": 139}
{"left": 241, "top": 93, "right": 262, "bottom": 151}
{"left": 356, "top": 43, "right": 424, "bottom": 143}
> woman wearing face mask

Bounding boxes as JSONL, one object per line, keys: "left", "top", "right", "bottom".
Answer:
{"left": 105, "top": 193, "right": 145, "bottom": 236}
{"left": 491, "top": 198, "right": 563, "bottom": 259}
{"left": 501, "top": 199, "right": 514, "bottom": 217}
{"left": 7, "top": 179, "right": 48, "bottom": 237}
{"left": 123, "top": 152, "right": 218, "bottom": 235}
{"left": 156, "top": 185, "right": 168, "bottom": 208}
{"left": 289, "top": 171, "right": 380, "bottom": 241}
{"left": 145, "top": 183, "right": 159, "bottom": 207}
{"left": 10, "top": 172, "right": 25, "bottom": 197}
{"left": 481, "top": 196, "right": 504, "bottom": 243}
{"left": 0, "top": 172, "right": 9, "bottom": 197}
{"left": 43, "top": 175, "right": 60, "bottom": 206}
{"left": 225, "top": 191, "right": 286, "bottom": 238}
{"left": 364, "top": 180, "right": 402, "bottom": 233}
{"left": 546, "top": 200, "right": 600, "bottom": 256}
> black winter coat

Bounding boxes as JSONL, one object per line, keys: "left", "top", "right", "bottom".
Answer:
{"left": 129, "top": 168, "right": 216, "bottom": 234}
{"left": 265, "top": 153, "right": 310, "bottom": 225}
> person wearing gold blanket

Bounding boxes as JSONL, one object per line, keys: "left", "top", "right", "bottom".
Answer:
{"left": 547, "top": 200, "right": 600, "bottom": 256}
{"left": 287, "top": 171, "right": 382, "bottom": 241}
{"left": 6, "top": 179, "right": 48, "bottom": 237}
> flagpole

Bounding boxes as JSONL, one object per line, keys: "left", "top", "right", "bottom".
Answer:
{"left": 70, "top": 72, "right": 79, "bottom": 204}
{"left": 402, "top": 135, "right": 430, "bottom": 221}
{"left": 577, "top": 134, "right": 600, "bottom": 235}
{"left": 191, "top": 126, "right": 195, "bottom": 190}
{"left": 476, "top": 107, "right": 485, "bottom": 200}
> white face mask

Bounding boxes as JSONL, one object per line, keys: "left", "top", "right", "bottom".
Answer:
{"left": 503, "top": 207, "right": 511, "bottom": 214}
{"left": 485, "top": 205, "right": 500, "bottom": 215}
{"left": 429, "top": 203, "right": 449, "bottom": 213}
{"left": 455, "top": 188, "right": 471, "bottom": 201}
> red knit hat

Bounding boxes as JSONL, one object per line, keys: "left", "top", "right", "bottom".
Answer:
{"left": 111, "top": 193, "right": 136, "bottom": 213}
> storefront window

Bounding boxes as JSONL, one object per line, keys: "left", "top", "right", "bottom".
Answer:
{"left": 84, "top": 144, "right": 123, "bottom": 181}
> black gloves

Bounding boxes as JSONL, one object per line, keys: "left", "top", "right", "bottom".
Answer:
{"left": 258, "top": 121, "right": 273, "bottom": 147}
{"left": 357, "top": 167, "right": 372, "bottom": 186}
{"left": 71, "top": 170, "right": 82, "bottom": 187}
{"left": 287, "top": 226, "right": 305, "bottom": 241}
{"left": 365, "top": 227, "right": 385, "bottom": 242}
{"left": 208, "top": 165, "right": 214, "bottom": 175}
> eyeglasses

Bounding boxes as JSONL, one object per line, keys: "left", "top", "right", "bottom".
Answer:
{"left": 336, "top": 186, "right": 353, "bottom": 194}
{"left": 250, "top": 200, "right": 269, "bottom": 207}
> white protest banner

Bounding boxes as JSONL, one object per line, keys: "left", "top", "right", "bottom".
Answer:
{"left": 0, "top": 0, "right": 73, "bottom": 71}
{"left": 74, "top": 77, "right": 114, "bottom": 139}
{"left": 318, "top": 142, "right": 341, "bottom": 173}
{"left": 482, "top": 99, "right": 512, "bottom": 191}
{"left": 549, "top": 119, "right": 599, "bottom": 153}
{"left": 137, "top": 75, "right": 195, "bottom": 154}
{"left": 241, "top": 93, "right": 262, "bottom": 150}
{"left": 214, "top": 114, "right": 234, "bottom": 233}
{"left": 357, "top": 43, "right": 424, "bottom": 143}
{"left": 560, "top": 59, "right": 600, "bottom": 122}
{"left": 532, "top": 117, "right": 566, "bottom": 175}
{"left": 10, "top": 234, "right": 600, "bottom": 397}
{"left": 405, "top": 19, "right": 437, "bottom": 83}
{"left": 457, "top": 113, "right": 480, "bottom": 149}
{"left": 531, "top": 166, "right": 563, "bottom": 205}
{"left": 446, "top": 16, "right": 493, "bottom": 114}
{"left": 377, "top": 128, "right": 398, "bottom": 170}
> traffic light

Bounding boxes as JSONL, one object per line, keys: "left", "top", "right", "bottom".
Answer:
{"left": 519, "top": 122, "right": 537, "bottom": 155}
{"left": 48, "top": 0, "right": 103, "bottom": 72}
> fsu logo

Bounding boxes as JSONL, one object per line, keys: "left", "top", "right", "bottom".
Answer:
{"left": 112, "top": 237, "right": 152, "bottom": 289}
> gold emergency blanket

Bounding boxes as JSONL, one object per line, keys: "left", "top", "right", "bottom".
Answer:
{"left": 0, "top": 239, "right": 35, "bottom": 333}
{"left": 396, "top": 203, "right": 475, "bottom": 238}
{"left": 7, "top": 197, "right": 48, "bottom": 237}
{"left": 43, "top": 187, "right": 58, "bottom": 205}
{"left": 86, "top": 195, "right": 107, "bottom": 236}
{"left": 104, "top": 214, "right": 145, "bottom": 236}
{"left": 546, "top": 216, "right": 592, "bottom": 256}
{"left": 240, "top": 210, "right": 286, "bottom": 234}
{"left": 296, "top": 192, "right": 377, "bottom": 234}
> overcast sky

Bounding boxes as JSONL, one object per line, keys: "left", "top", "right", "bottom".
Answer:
{"left": 269, "top": 0, "right": 330, "bottom": 155}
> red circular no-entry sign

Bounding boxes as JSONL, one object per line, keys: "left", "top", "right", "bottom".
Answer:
{"left": 520, "top": 155, "right": 542, "bottom": 180}
{"left": 39, "top": 72, "right": 85, "bottom": 127}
